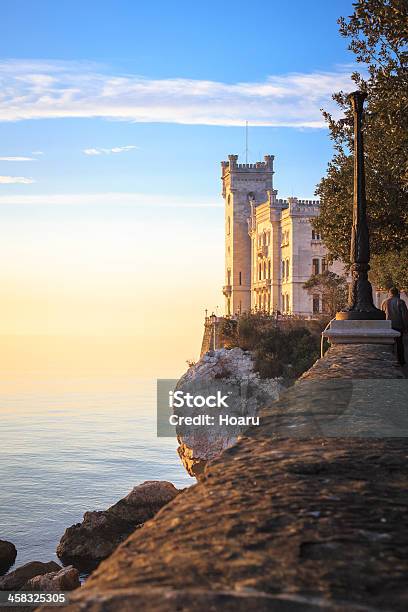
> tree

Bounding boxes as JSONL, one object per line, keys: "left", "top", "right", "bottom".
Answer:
{"left": 303, "top": 271, "right": 348, "bottom": 317}
{"left": 370, "top": 246, "right": 408, "bottom": 289}
{"left": 314, "top": 0, "right": 408, "bottom": 288}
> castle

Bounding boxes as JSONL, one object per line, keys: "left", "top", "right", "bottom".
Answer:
{"left": 222, "top": 154, "right": 344, "bottom": 316}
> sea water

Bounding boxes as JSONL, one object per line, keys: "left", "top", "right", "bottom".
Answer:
{"left": 0, "top": 376, "right": 191, "bottom": 571}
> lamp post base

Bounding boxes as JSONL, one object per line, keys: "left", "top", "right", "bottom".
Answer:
{"left": 336, "top": 309, "right": 385, "bottom": 321}
{"left": 323, "top": 319, "right": 399, "bottom": 345}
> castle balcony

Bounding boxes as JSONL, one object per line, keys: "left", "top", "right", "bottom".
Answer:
{"left": 222, "top": 285, "right": 232, "bottom": 297}
{"left": 254, "top": 278, "right": 271, "bottom": 289}
{"left": 257, "top": 245, "right": 268, "bottom": 257}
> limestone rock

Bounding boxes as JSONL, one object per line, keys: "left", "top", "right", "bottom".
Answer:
{"left": 24, "top": 565, "right": 80, "bottom": 592}
{"left": 57, "top": 481, "right": 180, "bottom": 565}
{"left": 176, "top": 348, "right": 283, "bottom": 479}
{"left": 0, "top": 540, "right": 17, "bottom": 575}
{"left": 0, "top": 561, "right": 61, "bottom": 590}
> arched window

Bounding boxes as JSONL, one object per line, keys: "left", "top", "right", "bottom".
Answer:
{"left": 282, "top": 260, "right": 285, "bottom": 280}
{"left": 259, "top": 263, "right": 262, "bottom": 280}
{"left": 286, "top": 259, "right": 290, "bottom": 279}
{"left": 268, "top": 260, "right": 271, "bottom": 278}
{"left": 263, "top": 261, "right": 266, "bottom": 278}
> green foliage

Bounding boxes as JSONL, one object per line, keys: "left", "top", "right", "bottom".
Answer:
{"left": 303, "top": 271, "right": 349, "bottom": 316}
{"left": 219, "top": 318, "right": 238, "bottom": 348}
{"left": 370, "top": 246, "right": 408, "bottom": 289}
{"left": 222, "top": 314, "right": 323, "bottom": 380}
{"left": 314, "top": 0, "right": 408, "bottom": 287}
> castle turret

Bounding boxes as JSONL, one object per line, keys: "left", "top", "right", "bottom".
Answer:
{"left": 222, "top": 154, "right": 274, "bottom": 315}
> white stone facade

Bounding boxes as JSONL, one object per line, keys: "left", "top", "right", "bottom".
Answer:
{"left": 222, "top": 154, "right": 344, "bottom": 316}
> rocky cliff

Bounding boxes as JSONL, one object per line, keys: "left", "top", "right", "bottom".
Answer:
{"left": 175, "top": 348, "right": 283, "bottom": 478}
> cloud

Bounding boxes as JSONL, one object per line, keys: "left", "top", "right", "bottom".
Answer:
{"left": 0, "top": 175, "right": 35, "bottom": 184}
{"left": 0, "top": 192, "right": 220, "bottom": 206}
{"left": 31, "top": 150, "right": 44, "bottom": 155}
{"left": 0, "top": 156, "right": 36, "bottom": 161}
{"left": 83, "top": 145, "right": 137, "bottom": 156}
{"left": 0, "top": 59, "right": 356, "bottom": 128}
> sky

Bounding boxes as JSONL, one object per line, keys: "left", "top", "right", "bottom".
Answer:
{"left": 0, "top": 0, "right": 357, "bottom": 377}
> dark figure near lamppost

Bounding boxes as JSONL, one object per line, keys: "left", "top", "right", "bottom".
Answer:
{"left": 336, "top": 91, "right": 384, "bottom": 321}
{"left": 381, "top": 288, "right": 408, "bottom": 366}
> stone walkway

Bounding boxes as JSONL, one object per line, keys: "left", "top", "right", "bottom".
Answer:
{"left": 40, "top": 344, "right": 408, "bottom": 612}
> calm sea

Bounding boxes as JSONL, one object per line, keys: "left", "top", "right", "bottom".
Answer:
{"left": 0, "top": 376, "right": 192, "bottom": 573}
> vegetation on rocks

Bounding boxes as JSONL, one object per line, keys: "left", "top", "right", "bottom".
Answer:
{"left": 220, "top": 313, "right": 324, "bottom": 379}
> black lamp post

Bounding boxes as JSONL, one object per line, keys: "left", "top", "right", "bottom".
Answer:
{"left": 336, "top": 91, "right": 385, "bottom": 321}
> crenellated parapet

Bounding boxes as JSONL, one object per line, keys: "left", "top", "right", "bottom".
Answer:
{"left": 221, "top": 154, "right": 274, "bottom": 174}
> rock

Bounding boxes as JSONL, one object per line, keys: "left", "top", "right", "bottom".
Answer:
{"left": 176, "top": 348, "right": 283, "bottom": 478}
{"left": 0, "top": 561, "right": 61, "bottom": 590}
{"left": 24, "top": 565, "right": 80, "bottom": 592}
{"left": 0, "top": 540, "right": 17, "bottom": 575}
{"left": 57, "top": 481, "right": 180, "bottom": 565}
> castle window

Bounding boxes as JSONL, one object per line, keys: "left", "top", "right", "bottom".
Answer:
{"left": 313, "top": 294, "right": 320, "bottom": 314}
{"left": 322, "top": 258, "right": 327, "bottom": 273}
{"left": 286, "top": 259, "right": 290, "bottom": 279}
{"left": 268, "top": 260, "right": 271, "bottom": 279}
{"left": 227, "top": 216, "right": 230, "bottom": 235}
{"left": 282, "top": 260, "right": 285, "bottom": 280}
{"left": 239, "top": 271, "right": 242, "bottom": 286}
{"left": 312, "top": 229, "right": 316, "bottom": 240}
{"left": 312, "top": 258, "right": 320, "bottom": 275}
{"left": 263, "top": 261, "right": 266, "bottom": 278}
{"left": 259, "top": 263, "right": 262, "bottom": 280}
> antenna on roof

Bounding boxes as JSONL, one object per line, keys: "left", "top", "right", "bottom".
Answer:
{"left": 245, "top": 121, "right": 249, "bottom": 164}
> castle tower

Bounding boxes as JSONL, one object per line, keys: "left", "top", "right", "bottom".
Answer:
{"left": 221, "top": 154, "right": 274, "bottom": 315}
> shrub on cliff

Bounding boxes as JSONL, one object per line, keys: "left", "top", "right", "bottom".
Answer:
{"left": 220, "top": 314, "right": 322, "bottom": 379}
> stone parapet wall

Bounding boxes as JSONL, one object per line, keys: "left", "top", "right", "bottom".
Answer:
{"left": 41, "top": 344, "right": 407, "bottom": 612}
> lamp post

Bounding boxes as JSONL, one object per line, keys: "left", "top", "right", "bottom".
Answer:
{"left": 336, "top": 91, "right": 385, "bottom": 321}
